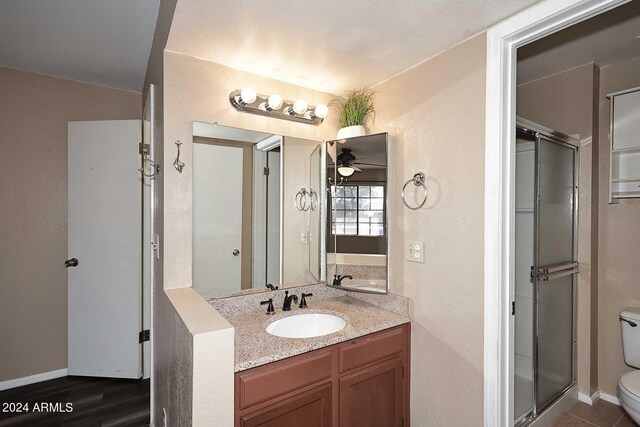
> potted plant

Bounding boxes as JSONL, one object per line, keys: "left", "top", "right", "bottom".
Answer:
{"left": 332, "top": 88, "right": 376, "bottom": 139}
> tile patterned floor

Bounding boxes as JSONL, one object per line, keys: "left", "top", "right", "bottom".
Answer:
{"left": 553, "top": 400, "right": 637, "bottom": 427}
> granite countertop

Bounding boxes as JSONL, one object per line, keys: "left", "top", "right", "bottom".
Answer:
{"left": 226, "top": 296, "right": 411, "bottom": 372}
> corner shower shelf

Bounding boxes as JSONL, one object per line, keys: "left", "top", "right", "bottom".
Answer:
{"left": 608, "top": 86, "right": 640, "bottom": 203}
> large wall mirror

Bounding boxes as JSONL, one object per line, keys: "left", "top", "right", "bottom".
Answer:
{"left": 192, "top": 121, "right": 326, "bottom": 298}
{"left": 326, "top": 133, "right": 389, "bottom": 294}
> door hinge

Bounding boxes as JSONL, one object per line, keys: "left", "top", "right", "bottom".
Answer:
{"left": 139, "top": 143, "right": 150, "bottom": 155}
{"left": 512, "top": 301, "right": 515, "bottom": 316}
{"left": 139, "top": 329, "right": 150, "bottom": 343}
{"left": 263, "top": 166, "right": 269, "bottom": 176}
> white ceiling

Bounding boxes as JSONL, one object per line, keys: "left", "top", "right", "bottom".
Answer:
{"left": 166, "top": 0, "right": 541, "bottom": 94}
{"left": 518, "top": 0, "right": 640, "bottom": 84}
{"left": 0, "top": 0, "right": 159, "bottom": 92}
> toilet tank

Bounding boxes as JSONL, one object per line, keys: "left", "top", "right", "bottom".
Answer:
{"left": 621, "top": 307, "right": 640, "bottom": 368}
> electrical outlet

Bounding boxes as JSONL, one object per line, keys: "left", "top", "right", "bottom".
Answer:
{"left": 405, "top": 240, "right": 425, "bottom": 263}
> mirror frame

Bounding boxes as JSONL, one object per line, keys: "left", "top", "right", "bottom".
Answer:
{"left": 324, "top": 132, "right": 390, "bottom": 295}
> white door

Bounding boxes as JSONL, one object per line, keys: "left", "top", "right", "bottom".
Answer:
{"left": 193, "top": 143, "right": 243, "bottom": 295}
{"left": 67, "top": 120, "right": 142, "bottom": 378}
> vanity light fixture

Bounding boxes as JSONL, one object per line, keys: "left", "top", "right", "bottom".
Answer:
{"left": 236, "top": 87, "right": 257, "bottom": 105}
{"left": 313, "top": 104, "right": 329, "bottom": 119}
{"left": 292, "top": 99, "right": 308, "bottom": 115}
{"left": 229, "top": 89, "right": 326, "bottom": 125}
{"left": 265, "top": 94, "right": 283, "bottom": 110}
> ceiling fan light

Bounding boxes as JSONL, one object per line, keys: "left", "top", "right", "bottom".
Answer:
{"left": 338, "top": 166, "right": 355, "bottom": 177}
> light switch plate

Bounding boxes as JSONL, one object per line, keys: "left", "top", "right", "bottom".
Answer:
{"left": 406, "top": 240, "right": 425, "bottom": 263}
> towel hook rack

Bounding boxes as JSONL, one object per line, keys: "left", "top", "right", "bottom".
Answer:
{"left": 402, "top": 172, "right": 427, "bottom": 210}
{"left": 173, "top": 140, "right": 185, "bottom": 173}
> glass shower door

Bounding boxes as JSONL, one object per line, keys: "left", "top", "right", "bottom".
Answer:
{"left": 533, "top": 134, "right": 578, "bottom": 414}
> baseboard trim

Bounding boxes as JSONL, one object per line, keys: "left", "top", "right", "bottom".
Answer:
{"left": 599, "top": 392, "right": 620, "bottom": 406}
{"left": 0, "top": 369, "right": 68, "bottom": 391}
{"left": 578, "top": 391, "right": 601, "bottom": 405}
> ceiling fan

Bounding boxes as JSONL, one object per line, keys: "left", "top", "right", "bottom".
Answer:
{"left": 336, "top": 148, "right": 384, "bottom": 177}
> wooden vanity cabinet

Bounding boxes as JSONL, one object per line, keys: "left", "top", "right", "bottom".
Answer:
{"left": 235, "top": 323, "right": 410, "bottom": 427}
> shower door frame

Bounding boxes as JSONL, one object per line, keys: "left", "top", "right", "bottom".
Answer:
{"left": 483, "top": 1, "right": 630, "bottom": 425}
{"left": 516, "top": 120, "right": 579, "bottom": 424}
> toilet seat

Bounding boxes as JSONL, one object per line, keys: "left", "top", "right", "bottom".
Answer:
{"left": 619, "top": 371, "right": 640, "bottom": 424}
{"left": 620, "top": 370, "right": 640, "bottom": 402}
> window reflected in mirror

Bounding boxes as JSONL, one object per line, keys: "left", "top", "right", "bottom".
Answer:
{"left": 326, "top": 133, "right": 389, "bottom": 294}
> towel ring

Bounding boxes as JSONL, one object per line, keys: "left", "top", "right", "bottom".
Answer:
{"left": 309, "top": 189, "right": 318, "bottom": 211}
{"left": 139, "top": 148, "right": 159, "bottom": 180}
{"left": 295, "top": 188, "right": 310, "bottom": 211}
{"left": 402, "top": 172, "right": 427, "bottom": 210}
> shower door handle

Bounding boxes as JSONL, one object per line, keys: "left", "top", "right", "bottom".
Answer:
{"left": 533, "top": 262, "right": 578, "bottom": 281}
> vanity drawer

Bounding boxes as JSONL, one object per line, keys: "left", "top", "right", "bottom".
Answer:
{"left": 339, "top": 325, "right": 406, "bottom": 373}
{"left": 237, "top": 349, "right": 332, "bottom": 409}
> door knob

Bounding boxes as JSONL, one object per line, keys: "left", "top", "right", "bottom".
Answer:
{"left": 65, "top": 258, "right": 79, "bottom": 268}
{"left": 232, "top": 249, "right": 240, "bottom": 256}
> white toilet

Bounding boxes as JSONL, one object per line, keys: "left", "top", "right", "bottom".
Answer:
{"left": 619, "top": 307, "right": 640, "bottom": 424}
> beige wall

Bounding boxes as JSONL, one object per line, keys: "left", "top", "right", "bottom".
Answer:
{"left": 597, "top": 56, "right": 640, "bottom": 396}
{"left": 516, "top": 63, "right": 600, "bottom": 395}
{"left": 158, "top": 49, "right": 341, "bottom": 424}
{"left": 372, "top": 33, "right": 486, "bottom": 426}
{"left": 162, "top": 52, "right": 341, "bottom": 291}
{"left": 0, "top": 67, "right": 141, "bottom": 382}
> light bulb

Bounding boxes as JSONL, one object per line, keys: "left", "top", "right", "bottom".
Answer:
{"left": 240, "top": 87, "right": 257, "bottom": 104}
{"left": 293, "top": 99, "right": 308, "bottom": 115}
{"left": 314, "top": 104, "right": 329, "bottom": 119}
{"left": 338, "top": 166, "right": 355, "bottom": 177}
{"left": 267, "top": 94, "right": 283, "bottom": 110}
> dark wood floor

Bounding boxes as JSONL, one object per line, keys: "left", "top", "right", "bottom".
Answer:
{"left": 0, "top": 376, "right": 150, "bottom": 427}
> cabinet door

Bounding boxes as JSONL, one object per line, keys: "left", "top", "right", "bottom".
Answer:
{"left": 240, "top": 383, "right": 332, "bottom": 427}
{"left": 340, "top": 357, "right": 404, "bottom": 427}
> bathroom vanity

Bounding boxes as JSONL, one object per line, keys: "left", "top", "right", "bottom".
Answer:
{"left": 234, "top": 323, "right": 410, "bottom": 427}
{"left": 192, "top": 123, "right": 409, "bottom": 425}
{"left": 212, "top": 289, "right": 411, "bottom": 427}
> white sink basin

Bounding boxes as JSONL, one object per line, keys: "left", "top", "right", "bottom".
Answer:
{"left": 266, "top": 313, "right": 347, "bottom": 338}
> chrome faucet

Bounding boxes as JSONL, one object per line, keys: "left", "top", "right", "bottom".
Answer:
{"left": 282, "top": 291, "right": 298, "bottom": 311}
{"left": 332, "top": 274, "right": 353, "bottom": 286}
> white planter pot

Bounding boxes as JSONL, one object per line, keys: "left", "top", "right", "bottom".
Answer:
{"left": 336, "top": 125, "right": 366, "bottom": 140}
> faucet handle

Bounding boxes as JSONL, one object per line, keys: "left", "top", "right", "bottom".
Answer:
{"left": 260, "top": 298, "right": 275, "bottom": 315}
{"left": 299, "top": 293, "right": 313, "bottom": 309}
